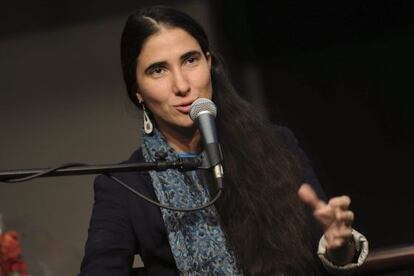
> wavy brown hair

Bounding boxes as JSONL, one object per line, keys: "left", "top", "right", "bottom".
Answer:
{"left": 121, "top": 6, "right": 319, "bottom": 275}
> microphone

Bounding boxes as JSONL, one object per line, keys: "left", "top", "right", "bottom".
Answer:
{"left": 189, "top": 98, "right": 224, "bottom": 187}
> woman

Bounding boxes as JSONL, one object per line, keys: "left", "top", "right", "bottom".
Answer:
{"left": 81, "top": 6, "right": 368, "bottom": 275}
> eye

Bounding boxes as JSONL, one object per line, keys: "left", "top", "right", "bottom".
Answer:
{"left": 148, "top": 67, "right": 166, "bottom": 78}
{"left": 184, "top": 55, "right": 200, "bottom": 67}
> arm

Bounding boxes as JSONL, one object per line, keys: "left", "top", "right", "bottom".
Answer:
{"left": 277, "top": 126, "right": 368, "bottom": 274}
{"left": 80, "top": 175, "right": 138, "bottom": 276}
{"left": 299, "top": 184, "right": 369, "bottom": 275}
{"left": 276, "top": 126, "right": 326, "bottom": 199}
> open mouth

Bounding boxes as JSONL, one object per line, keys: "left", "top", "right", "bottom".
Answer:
{"left": 174, "top": 99, "right": 196, "bottom": 114}
{"left": 175, "top": 104, "right": 192, "bottom": 113}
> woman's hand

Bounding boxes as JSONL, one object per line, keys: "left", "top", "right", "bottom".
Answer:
{"left": 298, "top": 183, "right": 355, "bottom": 265}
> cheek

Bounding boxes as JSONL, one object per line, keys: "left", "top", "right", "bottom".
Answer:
{"left": 138, "top": 80, "right": 170, "bottom": 106}
{"left": 190, "top": 68, "right": 213, "bottom": 96}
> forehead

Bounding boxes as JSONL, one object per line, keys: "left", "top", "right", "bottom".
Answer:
{"left": 137, "top": 27, "right": 202, "bottom": 66}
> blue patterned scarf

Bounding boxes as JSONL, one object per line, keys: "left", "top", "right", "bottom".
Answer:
{"left": 142, "top": 128, "right": 241, "bottom": 275}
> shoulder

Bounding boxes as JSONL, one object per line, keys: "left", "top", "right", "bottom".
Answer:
{"left": 272, "top": 124, "right": 326, "bottom": 199}
{"left": 272, "top": 125, "right": 300, "bottom": 148}
{"left": 270, "top": 125, "right": 305, "bottom": 159}
{"left": 125, "top": 147, "right": 146, "bottom": 163}
{"left": 93, "top": 147, "right": 151, "bottom": 198}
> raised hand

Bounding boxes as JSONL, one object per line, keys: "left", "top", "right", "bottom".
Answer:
{"left": 298, "top": 183, "right": 355, "bottom": 265}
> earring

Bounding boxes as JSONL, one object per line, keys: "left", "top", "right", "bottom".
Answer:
{"left": 141, "top": 103, "right": 153, "bottom": 134}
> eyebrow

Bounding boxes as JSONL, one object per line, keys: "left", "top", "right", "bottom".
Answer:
{"left": 180, "top": 50, "right": 202, "bottom": 62}
{"left": 144, "top": 61, "right": 167, "bottom": 74}
{"left": 144, "top": 50, "right": 202, "bottom": 74}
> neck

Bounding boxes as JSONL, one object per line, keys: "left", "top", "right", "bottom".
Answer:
{"left": 158, "top": 125, "right": 202, "bottom": 153}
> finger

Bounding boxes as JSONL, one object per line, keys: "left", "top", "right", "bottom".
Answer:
{"left": 330, "top": 227, "right": 352, "bottom": 238}
{"left": 298, "top": 183, "right": 326, "bottom": 210}
{"left": 314, "top": 205, "right": 335, "bottom": 228}
{"left": 316, "top": 208, "right": 354, "bottom": 230}
{"left": 328, "top": 195, "right": 351, "bottom": 211}
{"left": 336, "top": 211, "right": 354, "bottom": 227}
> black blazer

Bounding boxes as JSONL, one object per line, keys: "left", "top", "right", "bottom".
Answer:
{"left": 80, "top": 126, "right": 327, "bottom": 275}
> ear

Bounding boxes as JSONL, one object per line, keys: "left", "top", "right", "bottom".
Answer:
{"left": 135, "top": 91, "right": 143, "bottom": 103}
{"left": 205, "top": 52, "right": 212, "bottom": 70}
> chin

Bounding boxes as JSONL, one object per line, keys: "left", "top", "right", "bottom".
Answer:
{"left": 172, "top": 117, "right": 196, "bottom": 129}
{"left": 160, "top": 118, "right": 194, "bottom": 130}
{"left": 179, "top": 121, "right": 196, "bottom": 129}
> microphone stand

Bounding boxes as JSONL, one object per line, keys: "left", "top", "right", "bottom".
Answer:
{"left": 0, "top": 155, "right": 221, "bottom": 212}
{"left": 0, "top": 158, "right": 202, "bottom": 182}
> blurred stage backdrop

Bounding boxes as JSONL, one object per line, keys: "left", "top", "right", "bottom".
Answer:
{"left": 0, "top": 0, "right": 413, "bottom": 275}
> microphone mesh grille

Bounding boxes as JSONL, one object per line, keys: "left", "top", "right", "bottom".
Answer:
{"left": 189, "top": 98, "right": 217, "bottom": 121}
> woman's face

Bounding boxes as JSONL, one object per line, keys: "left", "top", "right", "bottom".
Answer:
{"left": 135, "top": 27, "right": 212, "bottom": 132}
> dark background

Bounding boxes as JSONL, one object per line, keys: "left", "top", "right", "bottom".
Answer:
{"left": 213, "top": 0, "right": 414, "bottom": 249}
{"left": 0, "top": 0, "right": 413, "bottom": 274}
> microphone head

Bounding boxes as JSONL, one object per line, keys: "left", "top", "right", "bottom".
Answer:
{"left": 189, "top": 98, "right": 217, "bottom": 121}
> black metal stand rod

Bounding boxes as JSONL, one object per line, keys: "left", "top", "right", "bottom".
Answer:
{"left": 0, "top": 158, "right": 202, "bottom": 181}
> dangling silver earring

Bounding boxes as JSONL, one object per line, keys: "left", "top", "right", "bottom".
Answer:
{"left": 141, "top": 103, "right": 153, "bottom": 134}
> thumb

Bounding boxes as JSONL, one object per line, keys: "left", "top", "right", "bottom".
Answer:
{"left": 298, "top": 183, "right": 326, "bottom": 210}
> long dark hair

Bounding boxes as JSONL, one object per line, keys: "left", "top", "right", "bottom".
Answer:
{"left": 121, "top": 6, "right": 318, "bottom": 275}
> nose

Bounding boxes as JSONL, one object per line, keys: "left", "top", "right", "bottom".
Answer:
{"left": 172, "top": 69, "right": 190, "bottom": 96}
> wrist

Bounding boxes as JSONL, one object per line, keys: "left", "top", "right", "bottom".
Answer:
{"left": 326, "top": 237, "right": 356, "bottom": 266}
